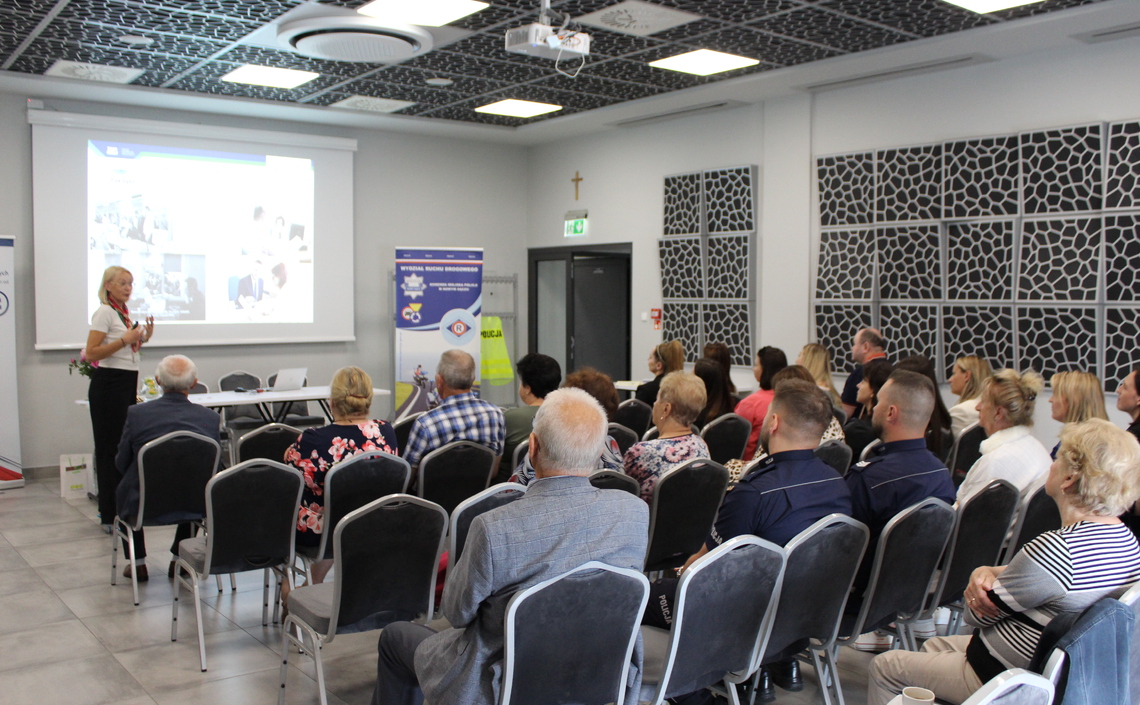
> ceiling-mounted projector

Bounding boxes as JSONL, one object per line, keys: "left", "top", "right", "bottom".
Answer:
{"left": 277, "top": 15, "right": 434, "bottom": 62}
{"left": 505, "top": 23, "right": 590, "bottom": 60}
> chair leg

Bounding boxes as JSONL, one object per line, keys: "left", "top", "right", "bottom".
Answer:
{"left": 123, "top": 523, "right": 139, "bottom": 606}
{"left": 110, "top": 525, "right": 118, "bottom": 586}
{"left": 216, "top": 574, "right": 223, "bottom": 593}
{"left": 193, "top": 572, "right": 207, "bottom": 671}
{"left": 723, "top": 679, "right": 743, "bottom": 705}
{"left": 279, "top": 615, "right": 292, "bottom": 705}
{"left": 171, "top": 565, "right": 181, "bottom": 642}
{"left": 810, "top": 649, "right": 835, "bottom": 705}
{"left": 313, "top": 637, "right": 329, "bottom": 705}
{"left": 814, "top": 647, "right": 846, "bottom": 705}
{"left": 262, "top": 568, "right": 271, "bottom": 627}
{"left": 230, "top": 573, "right": 237, "bottom": 591}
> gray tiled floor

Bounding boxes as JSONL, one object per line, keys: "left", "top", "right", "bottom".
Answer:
{"left": 0, "top": 477, "right": 874, "bottom": 705}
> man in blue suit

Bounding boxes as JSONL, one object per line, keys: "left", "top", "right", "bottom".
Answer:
{"left": 115, "top": 354, "right": 222, "bottom": 582}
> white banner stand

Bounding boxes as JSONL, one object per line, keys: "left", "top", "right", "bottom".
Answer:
{"left": 0, "top": 237, "right": 23, "bottom": 489}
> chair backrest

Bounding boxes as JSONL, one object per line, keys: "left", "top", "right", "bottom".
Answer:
{"left": 1002, "top": 485, "right": 1062, "bottom": 564}
{"left": 329, "top": 494, "right": 448, "bottom": 637}
{"left": 700, "top": 413, "right": 752, "bottom": 464}
{"left": 847, "top": 499, "right": 956, "bottom": 638}
{"left": 642, "top": 426, "right": 660, "bottom": 442}
{"left": 449, "top": 483, "right": 527, "bottom": 565}
{"left": 392, "top": 412, "right": 423, "bottom": 456}
{"left": 950, "top": 422, "right": 987, "bottom": 486}
{"left": 814, "top": 438, "right": 853, "bottom": 476}
{"left": 760, "top": 514, "right": 869, "bottom": 664}
{"left": 218, "top": 371, "right": 262, "bottom": 421}
{"left": 501, "top": 562, "right": 650, "bottom": 705}
{"left": 136, "top": 431, "right": 222, "bottom": 528}
{"left": 962, "top": 669, "right": 1055, "bottom": 705}
{"left": 418, "top": 440, "right": 496, "bottom": 515}
{"left": 608, "top": 423, "right": 640, "bottom": 457}
{"left": 615, "top": 398, "right": 653, "bottom": 437}
{"left": 316, "top": 450, "right": 412, "bottom": 560}
{"left": 511, "top": 439, "right": 530, "bottom": 472}
{"left": 235, "top": 422, "right": 301, "bottom": 463}
{"left": 267, "top": 372, "right": 311, "bottom": 417}
{"left": 648, "top": 536, "right": 787, "bottom": 703}
{"left": 645, "top": 459, "right": 731, "bottom": 573}
{"left": 189, "top": 382, "right": 208, "bottom": 394}
{"left": 929, "top": 480, "right": 1020, "bottom": 612}
{"left": 201, "top": 460, "right": 303, "bottom": 576}
{"left": 590, "top": 470, "right": 641, "bottom": 496}
{"left": 859, "top": 438, "right": 882, "bottom": 462}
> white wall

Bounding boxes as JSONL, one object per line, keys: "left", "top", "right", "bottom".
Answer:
{"left": 1, "top": 91, "right": 528, "bottom": 469}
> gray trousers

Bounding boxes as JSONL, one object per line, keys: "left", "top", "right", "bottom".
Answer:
{"left": 371, "top": 622, "right": 436, "bottom": 705}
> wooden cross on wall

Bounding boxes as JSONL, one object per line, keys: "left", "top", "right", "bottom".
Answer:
{"left": 571, "top": 171, "right": 583, "bottom": 200}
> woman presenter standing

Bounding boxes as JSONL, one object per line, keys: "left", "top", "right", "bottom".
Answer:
{"left": 86, "top": 266, "right": 154, "bottom": 529}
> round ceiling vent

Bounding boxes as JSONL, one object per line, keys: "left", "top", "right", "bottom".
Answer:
{"left": 277, "top": 16, "right": 434, "bottom": 63}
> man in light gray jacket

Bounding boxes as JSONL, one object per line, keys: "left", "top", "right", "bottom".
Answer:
{"left": 371, "top": 387, "right": 650, "bottom": 705}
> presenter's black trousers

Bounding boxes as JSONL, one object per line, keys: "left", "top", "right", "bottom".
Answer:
{"left": 88, "top": 367, "right": 137, "bottom": 523}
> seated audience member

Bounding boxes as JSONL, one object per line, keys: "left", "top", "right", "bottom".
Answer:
{"left": 644, "top": 380, "right": 851, "bottom": 696}
{"left": 624, "top": 372, "right": 711, "bottom": 502}
{"left": 1048, "top": 370, "right": 1108, "bottom": 458}
{"left": 798, "top": 343, "right": 843, "bottom": 409}
{"left": 869, "top": 419, "right": 1140, "bottom": 705}
{"left": 956, "top": 369, "right": 1051, "bottom": 507}
{"left": 842, "top": 328, "right": 888, "bottom": 420}
{"left": 843, "top": 359, "right": 894, "bottom": 462}
{"left": 845, "top": 370, "right": 957, "bottom": 649}
{"left": 114, "top": 355, "right": 222, "bottom": 582}
{"left": 693, "top": 357, "right": 737, "bottom": 428}
{"left": 735, "top": 346, "right": 789, "bottom": 460}
{"left": 948, "top": 355, "right": 993, "bottom": 438}
{"left": 635, "top": 340, "right": 684, "bottom": 406}
{"left": 371, "top": 388, "right": 650, "bottom": 705}
{"left": 283, "top": 366, "right": 397, "bottom": 591}
{"left": 896, "top": 355, "right": 954, "bottom": 459}
{"left": 498, "top": 353, "right": 561, "bottom": 482}
{"left": 1118, "top": 365, "right": 1140, "bottom": 443}
{"left": 403, "top": 350, "right": 505, "bottom": 471}
{"left": 703, "top": 341, "right": 738, "bottom": 396}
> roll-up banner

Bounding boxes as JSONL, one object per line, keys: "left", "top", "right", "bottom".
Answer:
{"left": 0, "top": 237, "right": 23, "bottom": 488}
{"left": 394, "top": 247, "right": 483, "bottom": 421}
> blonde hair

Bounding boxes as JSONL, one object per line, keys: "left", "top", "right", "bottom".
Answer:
{"left": 954, "top": 355, "right": 993, "bottom": 402}
{"left": 1057, "top": 419, "right": 1140, "bottom": 516}
{"left": 799, "top": 343, "right": 841, "bottom": 406}
{"left": 98, "top": 266, "right": 131, "bottom": 305}
{"left": 653, "top": 340, "right": 685, "bottom": 375}
{"left": 658, "top": 371, "right": 707, "bottom": 427}
{"left": 330, "top": 366, "right": 372, "bottom": 418}
{"left": 1051, "top": 371, "right": 1109, "bottom": 424}
{"left": 982, "top": 369, "right": 1043, "bottom": 427}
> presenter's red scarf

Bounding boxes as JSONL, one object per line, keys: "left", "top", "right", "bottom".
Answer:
{"left": 107, "top": 297, "right": 140, "bottom": 353}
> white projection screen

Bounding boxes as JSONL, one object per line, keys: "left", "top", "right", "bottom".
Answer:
{"left": 29, "top": 110, "right": 356, "bottom": 349}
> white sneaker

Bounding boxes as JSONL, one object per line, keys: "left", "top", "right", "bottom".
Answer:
{"left": 911, "top": 618, "right": 937, "bottom": 640}
{"left": 852, "top": 631, "right": 894, "bottom": 652}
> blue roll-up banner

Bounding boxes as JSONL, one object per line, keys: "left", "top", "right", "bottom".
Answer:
{"left": 394, "top": 247, "right": 483, "bottom": 421}
{"left": 0, "top": 237, "right": 23, "bottom": 488}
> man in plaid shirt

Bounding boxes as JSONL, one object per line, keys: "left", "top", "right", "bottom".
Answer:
{"left": 404, "top": 349, "right": 505, "bottom": 471}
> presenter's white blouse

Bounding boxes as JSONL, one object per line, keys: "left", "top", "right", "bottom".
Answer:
{"left": 90, "top": 304, "right": 139, "bottom": 371}
{"left": 949, "top": 397, "right": 980, "bottom": 439}
{"left": 955, "top": 425, "right": 1051, "bottom": 507}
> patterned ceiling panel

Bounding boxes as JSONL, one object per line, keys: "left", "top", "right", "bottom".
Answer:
{"left": 0, "top": 0, "right": 1111, "bottom": 126}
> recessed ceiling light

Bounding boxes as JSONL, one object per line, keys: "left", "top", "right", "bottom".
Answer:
{"left": 941, "top": 0, "right": 1043, "bottom": 12}
{"left": 329, "top": 95, "right": 417, "bottom": 113}
{"left": 221, "top": 65, "right": 320, "bottom": 89}
{"left": 425, "top": 77, "right": 455, "bottom": 86}
{"left": 117, "top": 34, "right": 154, "bottom": 46}
{"left": 356, "top": 0, "right": 488, "bottom": 27}
{"left": 45, "top": 59, "right": 144, "bottom": 84}
{"left": 475, "top": 99, "right": 562, "bottom": 118}
{"left": 649, "top": 49, "right": 760, "bottom": 76}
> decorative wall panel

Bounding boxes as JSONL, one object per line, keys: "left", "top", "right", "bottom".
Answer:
{"left": 663, "top": 173, "right": 703, "bottom": 236}
{"left": 877, "top": 144, "right": 942, "bottom": 222}
{"left": 942, "top": 306, "right": 1014, "bottom": 374}
{"left": 816, "top": 229, "right": 874, "bottom": 300}
{"left": 1017, "top": 307, "right": 1097, "bottom": 380}
{"left": 818, "top": 153, "right": 874, "bottom": 227}
{"left": 1105, "top": 308, "right": 1140, "bottom": 385}
{"left": 658, "top": 237, "right": 704, "bottom": 299}
{"left": 703, "top": 303, "right": 753, "bottom": 366}
{"left": 1107, "top": 121, "right": 1140, "bottom": 211}
{"left": 877, "top": 226, "right": 941, "bottom": 300}
{"left": 704, "top": 166, "right": 755, "bottom": 234}
{"left": 946, "top": 221, "right": 1013, "bottom": 300}
{"left": 1021, "top": 125, "right": 1102, "bottom": 214}
{"left": 815, "top": 305, "right": 873, "bottom": 374}
{"left": 1018, "top": 219, "right": 1101, "bottom": 301}
{"left": 1105, "top": 215, "right": 1140, "bottom": 302}
{"left": 705, "top": 235, "right": 750, "bottom": 300}
{"left": 944, "top": 136, "right": 1020, "bottom": 218}
{"left": 880, "top": 305, "right": 939, "bottom": 363}
{"left": 662, "top": 302, "right": 701, "bottom": 360}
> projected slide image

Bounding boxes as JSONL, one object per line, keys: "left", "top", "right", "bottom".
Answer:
{"left": 87, "top": 140, "right": 314, "bottom": 325}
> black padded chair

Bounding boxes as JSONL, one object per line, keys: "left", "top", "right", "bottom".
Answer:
{"left": 608, "top": 422, "right": 640, "bottom": 457}
{"left": 1001, "top": 485, "right": 1062, "bottom": 564}
{"left": 500, "top": 562, "right": 650, "bottom": 705}
{"left": 171, "top": 459, "right": 303, "bottom": 671}
{"left": 111, "top": 430, "right": 222, "bottom": 606}
{"left": 642, "top": 424, "right": 701, "bottom": 442}
{"left": 590, "top": 470, "right": 641, "bottom": 496}
{"left": 858, "top": 438, "right": 882, "bottom": 462}
{"left": 189, "top": 382, "right": 208, "bottom": 394}
{"left": 266, "top": 372, "right": 325, "bottom": 427}
{"left": 700, "top": 413, "right": 752, "bottom": 464}
{"left": 234, "top": 422, "right": 301, "bottom": 464}
{"left": 644, "top": 459, "right": 731, "bottom": 574}
{"left": 615, "top": 398, "right": 653, "bottom": 437}
{"left": 392, "top": 412, "right": 423, "bottom": 456}
{"left": 948, "top": 422, "right": 987, "bottom": 487}
{"left": 814, "top": 439, "right": 853, "bottom": 476}
{"left": 449, "top": 483, "right": 527, "bottom": 565}
{"left": 731, "top": 514, "right": 868, "bottom": 705}
{"left": 834, "top": 499, "right": 955, "bottom": 656}
{"left": 218, "top": 370, "right": 265, "bottom": 431}
{"left": 418, "top": 440, "right": 496, "bottom": 515}
{"left": 280, "top": 495, "right": 447, "bottom": 705}
{"left": 639, "top": 536, "right": 787, "bottom": 705}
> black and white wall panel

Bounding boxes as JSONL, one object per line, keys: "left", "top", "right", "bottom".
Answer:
{"left": 815, "top": 119, "right": 1140, "bottom": 385}
{"left": 660, "top": 166, "right": 757, "bottom": 367}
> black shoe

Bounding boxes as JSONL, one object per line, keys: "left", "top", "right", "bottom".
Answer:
{"left": 755, "top": 667, "right": 776, "bottom": 703}
{"left": 769, "top": 659, "right": 803, "bottom": 692}
{"left": 123, "top": 564, "right": 149, "bottom": 582}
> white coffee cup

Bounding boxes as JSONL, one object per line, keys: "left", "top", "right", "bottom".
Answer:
{"left": 901, "top": 686, "right": 936, "bottom": 705}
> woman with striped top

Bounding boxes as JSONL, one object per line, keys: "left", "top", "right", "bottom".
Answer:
{"left": 868, "top": 418, "right": 1140, "bottom": 705}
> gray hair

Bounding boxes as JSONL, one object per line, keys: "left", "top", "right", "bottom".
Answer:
{"left": 156, "top": 355, "right": 197, "bottom": 393}
{"left": 532, "top": 387, "right": 607, "bottom": 475}
{"left": 437, "top": 349, "right": 476, "bottom": 390}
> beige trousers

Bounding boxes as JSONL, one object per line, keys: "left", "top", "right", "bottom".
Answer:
{"left": 867, "top": 635, "right": 986, "bottom": 705}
